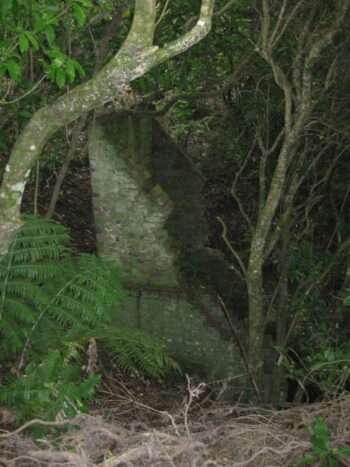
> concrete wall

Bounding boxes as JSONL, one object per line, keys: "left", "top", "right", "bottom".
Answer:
{"left": 88, "top": 115, "right": 247, "bottom": 390}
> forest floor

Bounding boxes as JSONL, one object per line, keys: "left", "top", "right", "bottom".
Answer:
{"left": 1, "top": 386, "right": 350, "bottom": 466}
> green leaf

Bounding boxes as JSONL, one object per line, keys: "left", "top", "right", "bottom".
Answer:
{"left": 45, "top": 48, "right": 63, "bottom": 59}
{"left": 6, "top": 61, "right": 21, "bottom": 81}
{"left": 0, "top": 0, "right": 13, "bottom": 15}
{"left": 46, "top": 49, "right": 67, "bottom": 69}
{"left": 322, "top": 460, "right": 338, "bottom": 467}
{"left": 17, "top": 110, "right": 32, "bottom": 119}
{"left": 310, "top": 418, "right": 330, "bottom": 455}
{"left": 69, "top": 59, "right": 85, "bottom": 78}
{"left": 34, "top": 19, "right": 46, "bottom": 32}
{"left": 65, "top": 62, "right": 76, "bottom": 83}
{"left": 0, "top": 64, "right": 6, "bottom": 79}
{"left": 76, "top": 0, "right": 92, "bottom": 7}
{"left": 25, "top": 32, "right": 39, "bottom": 51}
{"left": 0, "top": 38, "right": 12, "bottom": 50}
{"left": 336, "top": 446, "right": 350, "bottom": 455}
{"left": 45, "top": 63, "right": 56, "bottom": 82}
{"left": 56, "top": 68, "right": 66, "bottom": 88}
{"left": 294, "top": 454, "right": 317, "bottom": 467}
{"left": 45, "top": 25, "right": 55, "bottom": 46}
{"left": 18, "top": 34, "right": 29, "bottom": 53}
{"left": 73, "top": 4, "right": 86, "bottom": 27}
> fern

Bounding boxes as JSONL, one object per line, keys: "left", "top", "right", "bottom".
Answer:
{"left": 91, "top": 327, "right": 181, "bottom": 380}
{"left": 0, "top": 219, "right": 123, "bottom": 358}
{"left": 0, "top": 216, "right": 181, "bottom": 422}
{"left": 0, "top": 348, "right": 100, "bottom": 422}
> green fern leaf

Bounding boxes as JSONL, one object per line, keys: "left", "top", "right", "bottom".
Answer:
{"left": 0, "top": 215, "right": 179, "bottom": 423}
{"left": 92, "top": 326, "right": 181, "bottom": 380}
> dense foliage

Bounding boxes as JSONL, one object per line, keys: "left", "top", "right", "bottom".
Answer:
{"left": 0, "top": 217, "right": 179, "bottom": 422}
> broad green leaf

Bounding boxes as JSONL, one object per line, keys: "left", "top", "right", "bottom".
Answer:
{"left": 53, "top": 58, "right": 65, "bottom": 69}
{"left": 25, "top": 33, "right": 39, "bottom": 51}
{"left": 65, "top": 62, "right": 76, "bottom": 83}
{"left": 6, "top": 61, "right": 21, "bottom": 81}
{"left": 46, "top": 49, "right": 66, "bottom": 68}
{"left": 344, "top": 295, "right": 350, "bottom": 306}
{"left": 45, "top": 64, "right": 56, "bottom": 82}
{"left": 56, "top": 68, "right": 66, "bottom": 88}
{"left": 76, "top": 0, "right": 92, "bottom": 7}
{"left": 45, "top": 49, "right": 61, "bottom": 58}
{"left": 73, "top": 5, "right": 86, "bottom": 27}
{"left": 69, "top": 59, "right": 85, "bottom": 78}
{"left": 34, "top": 19, "right": 46, "bottom": 32}
{"left": 323, "top": 461, "right": 338, "bottom": 467}
{"left": 19, "top": 34, "right": 29, "bottom": 53}
{"left": 18, "top": 110, "right": 32, "bottom": 119}
{"left": 45, "top": 25, "right": 55, "bottom": 46}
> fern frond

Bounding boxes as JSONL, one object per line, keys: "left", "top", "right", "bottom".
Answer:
{"left": 14, "top": 216, "right": 70, "bottom": 246}
{"left": 0, "top": 349, "right": 100, "bottom": 422}
{"left": 0, "top": 217, "right": 124, "bottom": 360}
{"left": 42, "top": 255, "right": 124, "bottom": 327}
{"left": 2, "top": 281, "right": 49, "bottom": 307}
{"left": 93, "top": 327, "right": 181, "bottom": 380}
{"left": 3, "top": 217, "right": 70, "bottom": 265}
{"left": 0, "top": 317, "right": 26, "bottom": 354}
{"left": 2, "top": 298, "right": 37, "bottom": 323}
{"left": 74, "top": 254, "right": 125, "bottom": 304}
{"left": 2, "top": 262, "right": 62, "bottom": 280}
{"left": 0, "top": 215, "right": 180, "bottom": 424}
{"left": 47, "top": 303, "right": 98, "bottom": 327}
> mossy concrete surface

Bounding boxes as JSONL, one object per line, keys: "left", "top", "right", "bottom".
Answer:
{"left": 88, "top": 115, "right": 246, "bottom": 390}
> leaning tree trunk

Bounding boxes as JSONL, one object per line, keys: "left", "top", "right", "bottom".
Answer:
{"left": 0, "top": 0, "right": 215, "bottom": 258}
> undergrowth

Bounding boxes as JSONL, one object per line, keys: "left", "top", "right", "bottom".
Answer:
{"left": 295, "top": 417, "right": 350, "bottom": 467}
{"left": 0, "top": 216, "right": 180, "bottom": 423}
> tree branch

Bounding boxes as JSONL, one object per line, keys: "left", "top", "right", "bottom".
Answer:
{"left": 185, "top": 0, "right": 234, "bottom": 30}
{"left": 97, "top": 52, "right": 253, "bottom": 118}
{"left": 270, "top": 1, "right": 305, "bottom": 48}
{"left": 156, "top": 0, "right": 171, "bottom": 27}
{"left": 217, "top": 216, "right": 247, "bottom": 278}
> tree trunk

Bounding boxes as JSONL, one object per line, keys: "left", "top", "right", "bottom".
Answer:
{"left": 246, "top": 144, "right": 289, "bottom": 374}
{"left": 269, "top": 220, "right": 292, "bottom": 402}
{"left": 246, "top": 135, "right": 303, "bottom": 393}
